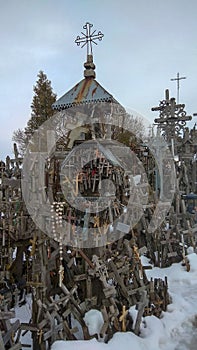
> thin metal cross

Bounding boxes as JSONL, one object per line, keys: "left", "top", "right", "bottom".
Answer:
{"left": 170, "top": 72, "right": 186, "bottom": 103}
{"left": 75, "top": 22, "right": 104, "bottom": 56}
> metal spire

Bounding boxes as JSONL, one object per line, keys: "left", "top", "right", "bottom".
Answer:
{"left": 170, "top": 72, "right": 186, "bottom": 103}
{"left": 75, "top": 22, "right": 104, "bottom": 57}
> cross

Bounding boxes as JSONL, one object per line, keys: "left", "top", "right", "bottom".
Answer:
{"left": 119, "top": 305, "right": 128, "bottom": 332}
{"left": 152, "top": 89, "right": 192, "bottom": 142}
{"left": 170, "top": 72, "right": 186, "bottom": 103}
{"left": 75, "top": 22, "right": 104, "bottom": 56}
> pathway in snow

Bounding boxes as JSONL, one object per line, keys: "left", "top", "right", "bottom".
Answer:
{"left": 173, "top": 284, "right": 197, "bottom": 350}
{"left": 144, "top": 254, "right": 197, "bottom": 350}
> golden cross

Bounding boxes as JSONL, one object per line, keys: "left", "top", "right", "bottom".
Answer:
{"left": 119, "top": 305, "right": 128, "bottom": 332}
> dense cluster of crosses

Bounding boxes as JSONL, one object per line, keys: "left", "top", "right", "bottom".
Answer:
{"left": 0, "top": 21, "right": 197, "bottom": 346}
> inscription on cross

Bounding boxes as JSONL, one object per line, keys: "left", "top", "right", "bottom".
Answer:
{"left": 75, "top": 22, "right": 104, "bottom": 56}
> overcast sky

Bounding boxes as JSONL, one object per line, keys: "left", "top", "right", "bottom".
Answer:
{"left": 0, "top": 0, "right": 197, "bottom": 159}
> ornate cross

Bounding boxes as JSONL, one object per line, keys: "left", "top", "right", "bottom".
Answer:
{"left": 75, "top": 22, "right": 104, "bottom": 56}
{"left": 152, "top": 89, "right": 192, "bottom": 142}
{"left": 171, "top": 72, "right": 186, "bottom": 103}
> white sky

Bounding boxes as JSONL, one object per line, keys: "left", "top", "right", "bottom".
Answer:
{"left": 1, "top": 0, "right": 197, "bottom": 159}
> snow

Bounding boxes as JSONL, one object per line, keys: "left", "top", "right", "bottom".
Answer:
{"left": 51, "top": 338, "right": 106, "bottom": 350}
{"left": 50, "top": 252, "right": 197, "bottom": 350}
{"left": 12, "top": 294, "right": 32, "bottom": 346}
{"left": 84, "top": 309, "right": 104, "bottom": 337}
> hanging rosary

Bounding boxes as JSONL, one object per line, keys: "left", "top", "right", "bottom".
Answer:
{"left": 50, "top": 201, "right": 65, "bottom": 286}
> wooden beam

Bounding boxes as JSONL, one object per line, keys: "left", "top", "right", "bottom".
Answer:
{"left": 9, "top": 343, "right": 22, "bottom": 350}
{"left": 0, "top": 311, "right": 15, "bottom": 320}
{"left": 3, "top": 320, "right": 20, "bottom": 345}
{"left": 0, "top": 331, "right": 5, "bottom": 350}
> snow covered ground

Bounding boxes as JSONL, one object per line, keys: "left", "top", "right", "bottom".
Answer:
{"left": 14, "top": 294, "right": 32, "bottom": 346}
{"left": 14, "top": 251, "right": 197, "bottom": 349}
{"left": 51, "top": 252, "right": 197, "bottom": 350}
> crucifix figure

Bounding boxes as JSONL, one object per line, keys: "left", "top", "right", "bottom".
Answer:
{"left": 75, "top": 22, "right": 104, "bottom": 56}
{"left": 171, "top": 72, "right": 186, "bottom": 103}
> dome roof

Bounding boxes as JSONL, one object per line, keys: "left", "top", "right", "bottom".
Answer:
{"left": 52, "top": 76, "right": 119, "bottom": 111}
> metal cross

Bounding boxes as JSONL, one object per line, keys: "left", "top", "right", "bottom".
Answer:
{"left": 152, "top": 89, "right": 192, "bottom": 143}
{"left": 170, "top": 72, "right": 186, "bottom": 103}
{"left": 75, "top": 22, "right": 104, "bottom": 56}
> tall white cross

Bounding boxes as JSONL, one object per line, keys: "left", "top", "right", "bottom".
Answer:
{"left": 170, "top": 72, "right": 186, "bottom": 103}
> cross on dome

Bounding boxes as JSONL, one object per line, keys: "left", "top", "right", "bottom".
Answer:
{"left": 75, "top": 22, "right": 104, "bottom": 57}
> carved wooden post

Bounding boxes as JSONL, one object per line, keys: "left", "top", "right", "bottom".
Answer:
{"left": 134, "top": 290, "right": 148, "bottom": 335}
